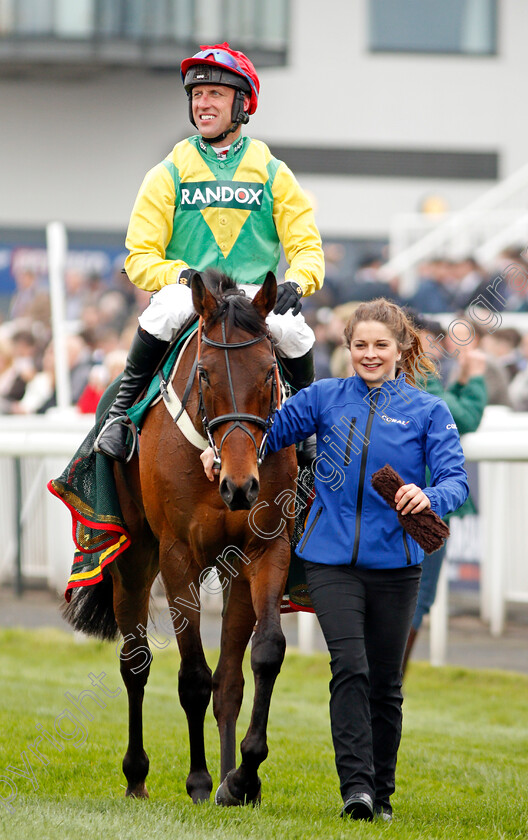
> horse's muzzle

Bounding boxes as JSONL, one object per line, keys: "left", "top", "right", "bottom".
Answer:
{"left": 219, "top": 475, "right": 260, "bottom": 511}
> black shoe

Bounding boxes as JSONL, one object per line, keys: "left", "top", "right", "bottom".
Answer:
{"left": 94, "top": 328, "right": 168, "bottom": 462}
{"left": 340, "top": 791, "right": 374, "bottom": 820}
{"left": 94, "top": 415, "right": 133, "bottom": 463}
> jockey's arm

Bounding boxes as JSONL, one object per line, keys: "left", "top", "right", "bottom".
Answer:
{"left": 272, "top": 163, "right": 325, "bottom": 298}
{"left": 124, "top": 163, "right": 189, "bottom": 292}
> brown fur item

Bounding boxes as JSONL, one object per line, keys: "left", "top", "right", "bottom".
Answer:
{"left": 371, "top": 464, "right": 450, "bottom": 554}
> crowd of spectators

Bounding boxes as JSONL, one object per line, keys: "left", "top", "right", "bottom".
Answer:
{"left": 304, "top": 245, "right": 528, "bottom": 411}
{"left": 0, "top": 265, "right": 148, "bottom": 416}
{"left": 1, "top": 244, "right": 528, "bottom": 417}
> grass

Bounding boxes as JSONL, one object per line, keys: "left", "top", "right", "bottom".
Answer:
{"left": 0, "top": 628, "right": 527, "bottom": 839}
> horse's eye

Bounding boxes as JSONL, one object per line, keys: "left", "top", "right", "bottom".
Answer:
{"left": 198, "top": 367, "right": 210, "bottom": 385}
{"left": 265, "top": 367, "right": 275, "bottom": 383}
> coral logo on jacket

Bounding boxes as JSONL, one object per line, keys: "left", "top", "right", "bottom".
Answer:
{"left": 180, "top": 181, "right": 263, "bottom": 210}
{"left": 381, "top": 414, "right": 410, "bottom": 426}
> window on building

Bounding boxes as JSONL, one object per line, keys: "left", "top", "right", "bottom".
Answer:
{"left": 221, "top": 0, "right": 288, "bottom": 48}
{"left": 95, "top": 0, "right": 194, "bottom": 41}
{"left": 0, "top": 0, "right": 289, "bottom": 49}
{"left": 369, "top": 0, "right": 497, "bottom": 55}
{"left": 0, "top": 0, "right": 289, "bottom": 71}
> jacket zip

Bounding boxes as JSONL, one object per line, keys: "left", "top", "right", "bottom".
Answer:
{"left": 402, "top": 531, "right": 411, "bottom": 564}
{"left": 351, "top": 390, "right": 380, "bottom": 565}
{"left": 344, "top": 419, "right": 356, "bottom": 467}
{"left": 298, "top": 506, "right": 322, "bottom": 553}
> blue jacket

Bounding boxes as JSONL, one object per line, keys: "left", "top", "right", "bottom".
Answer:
{"left": 266, "top": 374, "right": 469, "bottom": 570}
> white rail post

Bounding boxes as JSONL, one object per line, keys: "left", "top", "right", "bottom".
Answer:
{"left": 298, "top": 611, "right": 316, "bottom": 655}
{"left": 478, "top": 463, "right": 491, "bottom": 623}
{"left": 45, "top": 457, "right": 79, "bottom": 593}
{"left": 487, "top": 463, "right": 508, "bottom": 636}
{"left": 47, "top": 221, "right": 71, "bottom": 410}
{"left": 429, "top": 560, "right": 449, "bottom": 667}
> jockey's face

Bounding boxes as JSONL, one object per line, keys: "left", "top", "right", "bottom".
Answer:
{"left": 191, "top": 84, "right": 247, "bottom": 146}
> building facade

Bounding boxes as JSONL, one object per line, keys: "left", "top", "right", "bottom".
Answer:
{"left": 0, "top": 0, "right": 525, "bottom": 262}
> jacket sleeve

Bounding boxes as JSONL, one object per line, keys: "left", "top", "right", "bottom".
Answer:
{"left": 266, "top": 383, "right": 320, "bottom": 452}
{"left": 271, "top": 162, "right": 325, "bottom": 298}
{"left": 422, "top": 399, "right": 469, "bottom": 518}
{"left": 124, "top": 162, "right": 188, "bottom": 291}
{"left": 444, "top": 376, "right": 487, "bottom": 435}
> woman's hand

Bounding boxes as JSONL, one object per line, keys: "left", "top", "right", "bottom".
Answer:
{"left": 394, "top": 483, "right": 431, "bottom": 515}
{"left": 200, "top": 446, "right": 219, "bottom": 481}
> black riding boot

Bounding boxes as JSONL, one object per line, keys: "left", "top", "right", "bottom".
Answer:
{"left": 282, "top": 348, "right": 317, "bottom": 466}
{"left": 284, "top": 348, "right": 315, "bottom": 393}
{"left": 94, "top": 327, "right": 168, "bottom": 462}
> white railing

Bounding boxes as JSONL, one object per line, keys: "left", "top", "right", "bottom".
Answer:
{"left": 475, "top": 211, "right": 528, "bottom": 266}
{"left": 0, "top": 412, "right": 93, "bottom": 591}
{"left": 0, "top": 408, "right": 527, "bottom": 663}
{"left": 379, "top": 161, "right": 528, "bottom": 295}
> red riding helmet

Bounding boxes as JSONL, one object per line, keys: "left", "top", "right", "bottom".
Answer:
{"left": 181, "top": 42, "right": 260, "bottom": 141}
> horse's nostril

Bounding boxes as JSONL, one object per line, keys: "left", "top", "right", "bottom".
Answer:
{"left": 219, "top": 476, "right": 260, "bottom": 511}
{"left": 245, "top": 477, "right": 260, "bottom": 505}
{"left": 219, "top": 477, "right": 234, "bottom": 505}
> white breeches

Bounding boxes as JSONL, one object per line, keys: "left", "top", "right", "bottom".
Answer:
{"left": 138, "top": 283, "right": 315, "bottom": 358}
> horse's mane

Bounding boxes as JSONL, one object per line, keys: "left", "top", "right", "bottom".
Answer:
{"left": 202, "top": 269, "right": 266, "bottom": 336}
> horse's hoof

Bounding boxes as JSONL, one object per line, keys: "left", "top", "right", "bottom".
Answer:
{"left": 214, "top": 769, "right": 261, "bottom": 807}
{"left": 191, "top": 789, "right": 211, "bottom": 804}
{"left": 186, "top": 770, "right": 213, "bottom": 803}
{"left": 214, "top": 777, "right": 241, "bottom": 806}
{"left": 125, "top": 783, "right": 149, "bottom": 798}
{"left": 248, "top": 784, "right": 261, "bottom": 807}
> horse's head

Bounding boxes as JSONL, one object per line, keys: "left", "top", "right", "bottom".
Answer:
{"left": 192, "top": 270, "right": 278, "bottom": 511}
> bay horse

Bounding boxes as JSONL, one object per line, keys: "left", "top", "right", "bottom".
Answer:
{"left": 66, "top": 270, "right": 297, "bottom": 806}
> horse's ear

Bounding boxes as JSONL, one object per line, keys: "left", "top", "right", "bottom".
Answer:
{"left": 252, "top": 272, "right": 277, "bottom": 318}
{"left": 191, "top": 272, "right": 217, "bottom": 319}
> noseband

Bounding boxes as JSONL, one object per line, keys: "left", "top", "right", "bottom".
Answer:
{"left": 197, "top": 317, "right": 280, "bottom": 471}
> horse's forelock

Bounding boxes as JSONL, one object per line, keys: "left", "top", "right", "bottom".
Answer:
{"left": 202, "top": 269, "right": 237, "bottom": 297}
{"left": 203, "top": 270, "right": 266, "bottom": 335}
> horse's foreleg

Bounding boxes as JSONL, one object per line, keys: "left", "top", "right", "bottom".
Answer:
{"left": 162, "top": 561, "right": 213, "bottom": 803}
{"left": 212, "top": 577, "right": 256, "bottom": 781}
{"left": 215, "top": 554, "right": 287, "bottom": 806}
{"left": 112, "top": 555, "right": 158, "bottom": 798}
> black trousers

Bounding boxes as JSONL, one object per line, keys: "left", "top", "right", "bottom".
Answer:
{"left": 304, "top": 560, "right": 421, "bottom": 810}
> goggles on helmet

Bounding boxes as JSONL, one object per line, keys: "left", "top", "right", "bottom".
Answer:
{"left": 184, "top": 47, "right": 259, "bottom": 101}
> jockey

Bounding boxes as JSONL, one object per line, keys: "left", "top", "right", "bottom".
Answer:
{"left": 95, "top": 42, "right": 324, "bottom": 461}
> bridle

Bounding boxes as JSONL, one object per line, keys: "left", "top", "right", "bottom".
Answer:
{"left": 197, "top": 316, "right": 281, "bottom": 471}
